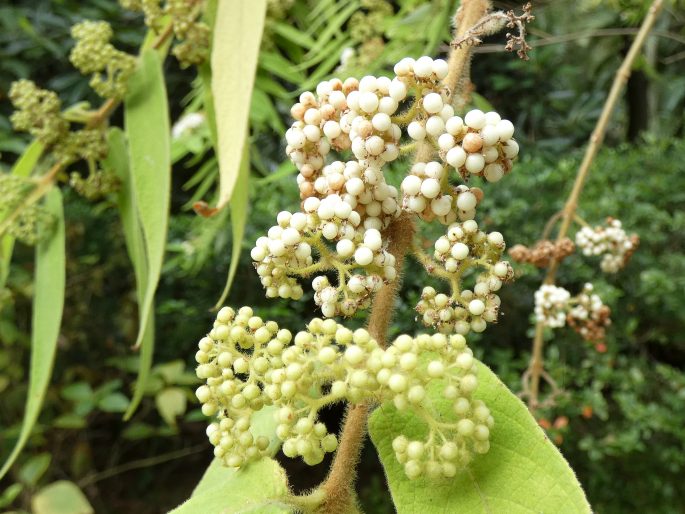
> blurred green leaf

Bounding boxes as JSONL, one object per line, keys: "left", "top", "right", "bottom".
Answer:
{"left": 0, "top": 188, "right": 65, "bottom": 480}
{"left": 18, "top": 453, "right": 51, "bottom": 487}
{"left": 0, "top": 483, "right": 23, "bottom": 509}
{"left": 97, "top": 393, "right": 130, "bottom": 413}
{"left": 155, "top": 387, "right": 187, "bottom": 427}
{"left": 32, "top": 481, "right": 93, "bottom": 514}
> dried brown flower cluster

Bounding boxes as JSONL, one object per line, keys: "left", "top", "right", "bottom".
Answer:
{"left": 509, "top": 237, "right": 575, "bottom": 268}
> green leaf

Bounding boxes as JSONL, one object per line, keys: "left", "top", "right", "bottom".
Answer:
{"left": 18, "top": 452, "right": 51, "bottom": 487}
{"left": 168, "top": 458, "right": 290, "bottom": 514}
{"left": 214, "top": 143, "right": 250, "bottom": 308}
{"left": 32, "top": 481, "right": 93, "bottom": 514}
{"left": 155, "top": 387, "right": 187, "bottom": 426}
{"left": 0, "top": 188, "right": 65, "bottom": 480}
{"left": 369, "top": 361, "right": 592, "bottom": 514}
{"left": 97, "top": 393, "right": 130, "bottom": 413}
{"left": 0, "top": 139, "right": 44, "bottom": 289}
{"left": 271, "top": 21, "right": 315, "bottom": 49}
{"left": 123, "top": 48, "right": 170, "bottom": 353}
{"left": 209, "top": 0, "right": 266, "bottom": 213}
{"left": 0, "top": 483, "right": 23, "bottom": 509}
{"left": 106, "top": 124, "right": 160, "bottom": 420}
{"left": 304, "top": 1, "right": 359, "bottom": 58}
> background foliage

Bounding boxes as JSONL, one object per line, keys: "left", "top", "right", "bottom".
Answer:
{"left": 1, "top": 0, "right": 684, "bottom": 513}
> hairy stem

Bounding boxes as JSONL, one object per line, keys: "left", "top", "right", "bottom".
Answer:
{"left": 525, "top": 0, "right": 664, "bottom": 411}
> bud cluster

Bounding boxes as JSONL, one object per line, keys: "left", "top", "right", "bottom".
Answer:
{"left": 575, "top": 218, "right": 639, "bottom": 273}
{"left": 9, "top": 80, "right": 69, "bottom": 148}
{"left": 416, "top": 219, "right": 513, "bottom": 334}
{"left": 0, "top": 175, "right": 54, "bottom": 245}
{"left": 70, "top": 21, "right": 137, "bottom": 99}
{"left": 534, "top": 283, "right": 611, "bottom": 344}
{"left": 509, "top": 237, "right": 575, "bottom": 268}
{"left": 119, "top": 0, "right": 210, "bottom": 67}
{"left": 195, "top": 307, "right": 493, "bottom": 478}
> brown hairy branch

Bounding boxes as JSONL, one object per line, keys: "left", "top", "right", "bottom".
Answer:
{"left": 523, "top": 0, "right": 664, "bottom": 412}
{"left": 451, "top": 2, "right": 535, "bottom": 60}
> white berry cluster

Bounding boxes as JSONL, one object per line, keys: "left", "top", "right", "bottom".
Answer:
{"left": 566, "top": 283, "right": 611, "bottom": 343}
{"left": 251, "top": 207, "right": 396, "bottom": 317}
{"left": 534, "top": 283, "right": 611, "bottom": 342}
{"left": 261, "top": 54, "right": 521, "bottom": 319}
{"left": 416, "top": 219, "right": 513, "bottom": 334}
{"left": 195, "top": 307, "right": 492, "bottom": 478}
{"left": 534, "top": 284, "right": 571, "bottom": 328}
{"left": 437, "top": 108, "right": 519, "bottom": 182}
{"left": 401, "top": 164, "right": 484, "bottom": 222}
{"left": 575, "top": 218, "right": 638, "bottom": 273}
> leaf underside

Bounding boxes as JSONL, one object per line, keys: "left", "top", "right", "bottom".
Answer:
{"left": 369, "top": 360, "right": 592, "bottom": 514}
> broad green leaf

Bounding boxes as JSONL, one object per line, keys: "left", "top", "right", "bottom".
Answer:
{"left": 0, "top": 139, "right": 44, "bottom": 289}
{"left": 155, "top": 387, "right": 187, "bottom": 426}
{"left": 369, "top": 361, "right": 592, "bottom": 514}
{"left": 214, "top": 143, "right": 250, "bottom": 308}
{"left": 168, "top": 458, "right": 290, "bottom": 514}
{"left": 32, "top": 481, "right": 93, "bottom": 514}
{"left": 208, "top": 0, "right": 266, "bottom": 213}
{"left": 0, "top": 188, "right": 65, "bottom": 480}
{"left": 123, "top": 48, "right": 170, "bottom": 357}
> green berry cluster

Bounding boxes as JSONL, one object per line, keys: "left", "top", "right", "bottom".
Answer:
{"left": 0, "top": 175, "right": 53, "bottom": 245}
{"left": 167, "top": 0, "right": 210, "bottom": 67}
{"left": 69, "top": 21, "right": 137, "bottom": 99}
{"left": 9, "top": 80, "right": 69, "bottom": 148}
{"left": 69, "top": 169, "right": 119, "bottom": 200}
{"left": 195, "top": 306, "right": 492, "bottom": 478}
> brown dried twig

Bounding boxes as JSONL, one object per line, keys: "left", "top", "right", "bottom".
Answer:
{"left": 451, "top": 2, "right": 535, "bottom": 60}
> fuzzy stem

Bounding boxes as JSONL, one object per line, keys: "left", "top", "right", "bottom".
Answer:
{"left": 525, "top": 0, "right": 664, "bottom": 411}
{"left": 444, "top": 0, "right": 492, "bottom": 101}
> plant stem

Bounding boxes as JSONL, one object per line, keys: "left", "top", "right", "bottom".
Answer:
{"left": 525, "top": 0, "right": 664, "bottom": 411}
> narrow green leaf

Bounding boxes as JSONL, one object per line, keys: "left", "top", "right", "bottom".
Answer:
{"left": 124, "top": 49, "right": 170, "bottom": 351}
{"left": 209, "top": 0, "right": 266, "bottom": 213}
{"left": 304, "top": 1, "right": 359, "bottom": 58}
{"left": 104, "top": 128, "right": 157, "bottom": 420}
{"left": 214, "top": 143, "right": 250, "bottom": 308}
{"left": 168, "top": 458, "right": 290, "bottom": 514}
{"left": 1, "top": 139, "right": 44, "bottom": 289}
{"left": 369, "top": 361, "right": 592, "bottom": 513}
{"left": 0, "top": 188, "right": 65, "bottom": 480}
{"left": 271, "top": 21, "right": 316, "bottom": 49}
{"left": 32, "top": 481, "right": 93, "bottom": 514}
